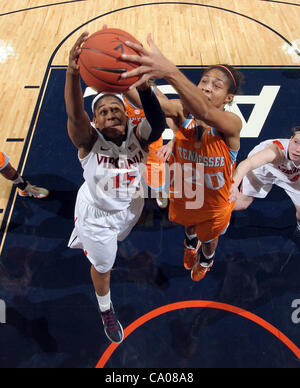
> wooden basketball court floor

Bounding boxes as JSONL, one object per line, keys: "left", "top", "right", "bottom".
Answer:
{"left": 1, "top": 0, "right": 300, "bottom": 369}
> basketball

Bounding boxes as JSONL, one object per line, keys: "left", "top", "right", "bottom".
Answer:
{"left": 78, "top": 28, "right": 141, "bottom": 93}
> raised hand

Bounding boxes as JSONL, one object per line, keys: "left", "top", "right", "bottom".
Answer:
{"left": 68, "top": 31, "right": 89, "bottom": 75}
{"left": 120, "top": 33, "right": 178, "bottom": 89}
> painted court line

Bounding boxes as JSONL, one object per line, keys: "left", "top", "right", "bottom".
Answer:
{"left": 96, "top": 300, "right": 300, "bottom": 368}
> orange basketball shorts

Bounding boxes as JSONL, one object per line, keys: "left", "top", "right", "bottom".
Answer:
{"left": 169, "top": 198, "right": 234, "bottom": 242}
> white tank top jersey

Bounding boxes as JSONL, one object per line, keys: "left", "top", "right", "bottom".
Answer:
{"left": 248, "top": 138, "right": 300, "bottom": 193}
{"left": 78, "top": 120, "right": 149, "bottom": 212}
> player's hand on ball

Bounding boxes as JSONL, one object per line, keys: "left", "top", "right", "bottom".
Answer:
{"left": 77, "top": 28, "right": 141, "bottom": 92}
{"left": 68, "top": 32, "right": 89, "bottom": 75}
{"left": 121, "top": 33, "right": 177, "bottom": 89}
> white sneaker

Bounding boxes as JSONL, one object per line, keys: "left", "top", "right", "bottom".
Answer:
{"left": 156, "top": 196, "right": 169, "bottom": 209}
{"left": 18, "top": 182, "right": 49, "bottom": 199}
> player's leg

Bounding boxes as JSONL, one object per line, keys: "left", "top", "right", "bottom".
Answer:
{"left": 90, "top": 265, "right": 124, "bottom": 344}
{"left": 0, "top": 153, "right": 49, "bottom": 199}
{"left": 89, "top": 245, "right": 124, "bottom": 344}
{"left": 191, "top": 238, "right": 217, "bottom": 282}
{"left": 97, "top": 195, "right": 144, "bottom": 343}
{"left": 68, "top": 192, "right": 124, "bottom": 343}
{"left": 1, "top": 156, "right": 28, "bottom": 189}
{"left": 168, "top": 198, "right": 202, "bottom": 269}
{"left": 82, "top": 234, "right": 124, "bottom": 344}
{"left": 191, "top": 212, "right": 233, "bottom": 282}
{"left": 90, "top": 266, "right": 111, "bottom": 304}
{"left": 184, "top": 225, "right": 201, "bottom": 270}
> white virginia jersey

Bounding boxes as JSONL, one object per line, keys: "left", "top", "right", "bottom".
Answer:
{"left": 79, "top": 120, "right": 148, "bottom": 211}
{"left": 248, "top": 138, "right": 300, "bottom": 193}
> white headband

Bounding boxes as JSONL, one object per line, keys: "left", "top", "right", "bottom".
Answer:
{"left": 91, "top": 93, "right": 125, "bottom": 113}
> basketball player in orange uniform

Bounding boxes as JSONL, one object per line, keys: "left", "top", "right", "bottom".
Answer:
{"left": 0, "top": 152, "right": 49, "bottom": 198}
{"left": 123, "top": 88, "right": 167, "bottom": 207}
{"left": 121, "top": 35, "right": 244, "bottom": 281}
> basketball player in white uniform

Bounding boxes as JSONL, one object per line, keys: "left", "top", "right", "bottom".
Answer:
{"left": 65, "top": 32, "right": 167, "bottom": 344}
{"left": 229, "top": 127, "right": 300, "bottom": 235}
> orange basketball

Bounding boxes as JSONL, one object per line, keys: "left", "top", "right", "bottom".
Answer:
{"left": 78, "top": 28, "right": 141, "bottom": 93}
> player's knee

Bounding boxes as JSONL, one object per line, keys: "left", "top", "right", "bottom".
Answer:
{"left": 91, "top": 263, "right": 112, "bottom": 277}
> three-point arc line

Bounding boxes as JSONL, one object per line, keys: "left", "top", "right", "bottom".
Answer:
{"left": 96, "top": 300, "right": 300, "bottom": 368}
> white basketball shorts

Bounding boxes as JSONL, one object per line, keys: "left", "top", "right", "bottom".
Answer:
{"left": 242, "top": 167, "right": 300, "bottom": 207}
{"left": 68, "top": 187, "right": 144, "bottom": 273}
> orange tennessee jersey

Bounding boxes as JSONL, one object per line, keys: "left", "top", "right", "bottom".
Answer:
{"left": 123, "top": 97, "right": 165, "bottom": 190}
{"left": 169, "top": 116, "right": 238, "bottom": 241}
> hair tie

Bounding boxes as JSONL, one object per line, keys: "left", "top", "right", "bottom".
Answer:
{"left": 217, "top": 65, "right": 237, "bottom": 89}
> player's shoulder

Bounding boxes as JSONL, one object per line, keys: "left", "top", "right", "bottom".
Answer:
{"left": 271, "top": 138, "right": 289, "bottom": 149}
{"left": 254, "top": 138, "right": 286, "bottom": 149}
{"left": 259, "top": 139, "right": 287, "bottom": 164}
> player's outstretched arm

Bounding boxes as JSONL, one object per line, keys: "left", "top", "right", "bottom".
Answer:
{"left": 65, "top": 32, "right": 96, "bottom": 156}
{"left": 121, "top": 34, "right": 241, "bottom": 136}
{"left": 229, "top": 144, "right": 283, "bottom": 203}
{"left": 124, "top": 83, "right": 184, "bottom": 123}
{"left": 136, "top": 83, "right": 167, "bottom": 144}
